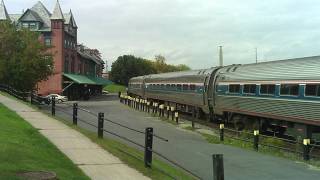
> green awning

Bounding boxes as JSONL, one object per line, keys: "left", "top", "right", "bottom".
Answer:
{"left": 63, "top": 73, "right": 113, "bottom": 85}
{"left": 90, "top": 76, "right": 113, "bottom": 85}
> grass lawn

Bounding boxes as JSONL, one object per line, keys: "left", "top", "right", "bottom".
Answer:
{"left": 0, "top": 92, "right": 195, "bottom": 179}
{"left": 51, "top": 116, "right": 195, "bottom": 180}
{"left": 0, "top": 103, "right": 89, "bottom": 179}
{"left": 104, "top": 84, "right": 127, "bottom": 93}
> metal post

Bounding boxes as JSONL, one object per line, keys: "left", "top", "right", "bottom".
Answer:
{"left": 175, "top": 111, "right": 179, "bottom": 124}
{"left": 30, "top": 93, "right": 34, "bottom": 105}
{"left": 171, "top": 107, "right": 175, "bottom": 121}
{"left": 167, "top": 106, "right": 170, "bottom": 119}
{"left": 192, "top": 107, "right": 195, "bottom": 128}
{"left": 98, "top": 112, "right": 104, "bottom": 138}
{"left": 303, "top": 139, "right": 311, "bottom": 161}
{"left": 220, "top": 124, "right": 224, "bottom": 141}
{"left": 155, "top": 103, "right": 158, "bottom": 114}
{"left": 144, "top": 127, "right": 153, "bottom": 168}
{"left": 73, "top": 103, "right": 78, "bottom": 125}
{"left": 253, "top": 130, "right": 259, "bottom": 151}
{"left": 212, "top": 154, "right": 224, "bottom": 180}
{"left": 51, "top": 96, "right": 55, "bottom": 116}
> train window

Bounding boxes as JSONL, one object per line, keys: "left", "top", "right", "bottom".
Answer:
{"left": 166, "top": 84, "right": 170, "bottom": 89}
{"left": 171, "top": 84, "right": 176, "bottom": 90}
{"left": 280, "top": 84, "right": 299, "bottom": 96}
{"left": 243, "top": 84, "right": 256, "bottom": 94}
{"left": 260, "top": 84, "right": 275, "bottom": 95}
{"left": 160, "top": 84, "right": 164, "bottom": 89}
{"left": 183, "top": 84, "right": 189, "bottom": 91}
{"left": 177, "top": 84, "right": 182, "bottom": 91}
{"left": 229, "top": 84, "right": 240, "bottom": 93}
{"left": 190, "top": 84, "right": 196, "bottom": 91}
{"left": 305, "top": 84, "right": 320, "bottom": 96}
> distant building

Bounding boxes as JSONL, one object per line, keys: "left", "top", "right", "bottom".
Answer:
{"left": 0, "top": 0, "right": 112, "bottom": 100}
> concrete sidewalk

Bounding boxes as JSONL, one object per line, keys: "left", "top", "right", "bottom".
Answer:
{"left": 0, "top": 95, "right": 150, "bottom": 180}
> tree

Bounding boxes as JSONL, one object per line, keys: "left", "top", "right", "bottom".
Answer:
{"left": 152, "top": 55, "right": 191, "bottom": 73}
{"left": 0, "top": 21, "right": 53, "bottom": 91}
{"left": 110, "top": 54, "right": 191, "bottom": 86}
{"left": 110, "top": 55, "right": 156, "bottom": 86}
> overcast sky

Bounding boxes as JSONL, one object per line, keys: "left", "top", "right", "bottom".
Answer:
{"left": 6, "top": 0, "right": 320, "bottom": 70}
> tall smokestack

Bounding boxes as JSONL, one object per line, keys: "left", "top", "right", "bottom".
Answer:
{"left": 219, "top": 46, "right": 223, "bottom": 66}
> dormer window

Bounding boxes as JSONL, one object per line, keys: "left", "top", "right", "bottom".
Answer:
{"left": 29, "top": 22, "right": 37, "bottom": 29}
{"left": 22, "top": 23, "right": 29, "bottom": 28}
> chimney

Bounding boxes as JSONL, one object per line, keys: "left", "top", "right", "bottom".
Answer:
{"left": 219, "top": 46, "right": 223, "bottom": 66}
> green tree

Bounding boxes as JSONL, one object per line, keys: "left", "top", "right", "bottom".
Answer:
{"left": 152, "top": 55, "right": 191, "bottom": 73}
{"left": 110, "top": 55, "right": 156, "bottom": 86}
{"left": 0, "top": 21, "right": 53, "bottom": 91}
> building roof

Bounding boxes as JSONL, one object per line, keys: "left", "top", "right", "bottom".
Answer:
{"left": 0, "top": 0, "right": 10, "bottom": 20}
{"left": 51, "top": 0, "right": 64, "bottom": 20}
{"left": 77, "top": 45, "right": 104, "bottom": 65}
{"left": 64, "top": 73, "right": 113, "bottom": 85}
{"left": 31, "top": 1, "right": 51, "bottom": 27}
{"left": 5, "top": 0, "right": 77, "bottom": 31}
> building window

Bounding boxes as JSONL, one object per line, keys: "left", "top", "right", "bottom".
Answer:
{"left": 244, "top": 84, "right": 256, "bottom": 94}
{"left": 64, "top": 57, "right": 69, "bottom": 73}
{"left": 305, "top": 84, "right": 320, "bottom": 96}
{"left": 229, "top": 84, "right": 240, "bottom": 93}
{"left": 71, "top": 59, "right": 75, "bottom": 73}
{"left": 280, "top": 84, "right": 299, "bottom": 96}
{"left": 22, "top": 22, "right": 29, "bottom": 28}
{"left": 260, "top": 84, "right": 275, "bottom": 95}
{"left": 29, "top": 22, "right": 37, "bottom": 29}
{"left": 44, "top": 38, "right": 51, "bottom": 46}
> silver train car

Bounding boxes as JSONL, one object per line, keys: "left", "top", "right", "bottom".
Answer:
{"left": 128, "top": 56, "right": 320, "bottom": 139}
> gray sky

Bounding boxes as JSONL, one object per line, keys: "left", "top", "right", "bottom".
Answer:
{"left": 6, "top": 0, "right": 320, "bottom": 70}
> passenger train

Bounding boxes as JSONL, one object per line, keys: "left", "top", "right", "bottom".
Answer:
{"left": 128, "top": 56, "right": 320, "bottom": 139}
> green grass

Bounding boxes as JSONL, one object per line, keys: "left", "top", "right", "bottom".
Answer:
{"left": 1, "top": 92, "right": 195, "bottom": 179}
{"left": 0, "top": 103, "right": 89, "bottom": 179}
{"left": 104, "top": 84, "right": 127, "bottom": 93}
{"left": 70, "top": 125, "right": 195, "bottom": 180}
{"left": 200, "top": 132, "right": 315, "bottom": 163}
{"left": 44, "top": 116, "right": 195, "bottom": 180}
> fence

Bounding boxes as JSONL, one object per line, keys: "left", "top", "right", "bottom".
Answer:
{"left": 119, "top": 94, "right": 320, "bottom": 163}
{"left": 217, "top": 124, "right": 320, "bottom": 161}
{"left": 39, "top": 95, "right": 204, "bottom": 180}
{"left": 0, "top": 84, "right": 29, "bottom": 101}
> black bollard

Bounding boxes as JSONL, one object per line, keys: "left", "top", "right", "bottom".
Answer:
{"left": 98, "top": 113, "right": 104, "bottom": 138}
{"left": 175, "top": 111, "right": 179, "bottom": 124}
{"left": 212, "top": 154, "right": 224, "bottom": 180}
{"left": 171, "top": 107, "right": 175, "bottom": 121}
{"left": 220, "top": 124, "right": 224, "bottom": 141}
{"left": 73, "top": 103, "right": 78, "bottom": 125}
{"left": 253, "top": 130, "right": 259, "bottom": 151}
{"left": 303, "top": 139, "right": 311, "bottom": 161}
{"left": 144, "top": 127, "right": 154, "bottom": 168}
{"left": 51, "top": 96, "right": 55, "bottom": 116}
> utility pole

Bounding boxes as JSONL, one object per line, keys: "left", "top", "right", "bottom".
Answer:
{"left": 255, "top": 48, "right": 258, "bottom": 64}
{"left": 219, "top": 46, "right": 223, "bottom": 67}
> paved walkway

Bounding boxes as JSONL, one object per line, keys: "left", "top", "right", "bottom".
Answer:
{"left": 0, "top": 95, "right": 149, "bottom": 180}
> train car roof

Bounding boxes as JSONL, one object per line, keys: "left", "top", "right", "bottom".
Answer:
{"left": 145, "top": 68, "right": 216, "bottom": 79}
{"left": 219, "top": 55, "right": 320, "bottom": 82}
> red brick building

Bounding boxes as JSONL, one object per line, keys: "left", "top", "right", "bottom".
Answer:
{"left": 0, "top": 0, "right": 111, "bottom": 100}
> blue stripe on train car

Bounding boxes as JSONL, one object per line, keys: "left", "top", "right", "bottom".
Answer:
{"left": 216, "top": 84, "right": 320, "bottom": 101}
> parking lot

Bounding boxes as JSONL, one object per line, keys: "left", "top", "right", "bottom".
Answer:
{"left": 41, "top": 94, "right": 320, "bottom": 180}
